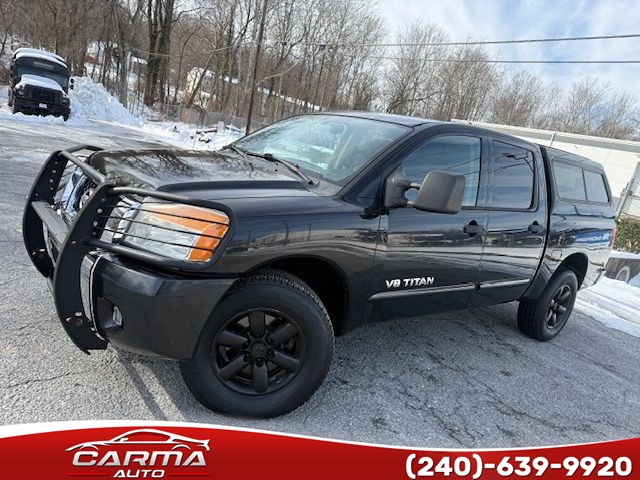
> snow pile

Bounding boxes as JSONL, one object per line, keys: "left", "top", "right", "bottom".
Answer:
{"left": 68, "top": 77, "right": 142, "bottom": 126}
{"left": 576, "top": 277, "right": 640, "bottom": 337}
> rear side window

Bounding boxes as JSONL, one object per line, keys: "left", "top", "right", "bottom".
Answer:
{"left": 552, "top": 162, "right": 586, "bottom": 201}
{"left": 583, "top": 170, "right": 609, "bottom": 203}
{"left": 402, "top": 135, "right": 481, "bottom": 206}
{"left": 491, "top": 141, "right": 535, "bottom": 209}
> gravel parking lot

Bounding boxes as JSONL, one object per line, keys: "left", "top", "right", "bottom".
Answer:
{"left": 1, "top": 117, "right": 639, "bottom": 448}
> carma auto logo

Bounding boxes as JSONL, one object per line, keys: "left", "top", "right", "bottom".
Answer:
{"left": 66, "top": 428, "right": 211, "bottom": 478}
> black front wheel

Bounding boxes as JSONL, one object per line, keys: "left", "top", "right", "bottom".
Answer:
{"left": 517, "top": 268, "right": 578, "bottom": 341}
{"left": 181, "top": 270, "right": 334, "bottom": 417}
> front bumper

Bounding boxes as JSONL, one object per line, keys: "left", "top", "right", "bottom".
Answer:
{"left": 22, "top": 146, "right": 236, "bottom": 358}
{"left": 14, "top": 97, "right": 69, "bottom": 116}
{"left": 87, "top": 254, "right": 235, "bottom": 359}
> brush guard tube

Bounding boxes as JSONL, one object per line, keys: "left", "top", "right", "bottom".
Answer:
{"left": 22, "top": 146, "right": 235, "bottom": 354}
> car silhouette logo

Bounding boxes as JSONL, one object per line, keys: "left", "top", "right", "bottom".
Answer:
{"left": 66, "top": 428, "right": 210, "bottom": 452}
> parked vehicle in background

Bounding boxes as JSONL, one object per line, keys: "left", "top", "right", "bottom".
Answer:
{"left": 22, "top": 113, "right": 615, "bottom": 417}
{"left": 605, "top": 251, "right": 640, "bottom": 283}
{"left": 8, "top": 48, "right": 73, "bottom": 121}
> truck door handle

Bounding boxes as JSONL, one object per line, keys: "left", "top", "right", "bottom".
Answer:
{"left": 528, "top": 221, "right": 544, "bottom": 234}
{"left": 463, "top": 221, "right": 485, "bottom": 236}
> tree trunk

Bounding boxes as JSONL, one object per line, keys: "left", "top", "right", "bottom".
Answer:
{"left": 143, "top": 0, "right": 174, "bottom": 107}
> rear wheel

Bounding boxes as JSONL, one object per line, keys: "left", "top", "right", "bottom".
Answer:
{"left": 517, "top": 268, "right": 578, "bottom": 341}
{"left": 615, "top": 266, "right": 631, "bottom": 283}
{"left": 180, "top": 270, "right": 334, "bottom": 417}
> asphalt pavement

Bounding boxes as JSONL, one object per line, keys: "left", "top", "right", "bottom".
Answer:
{"left": 1, "top": 116, "right": 639, "bottom": 448}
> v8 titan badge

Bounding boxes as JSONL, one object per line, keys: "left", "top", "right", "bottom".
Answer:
{"left": 385, "top": 277, "right": 435, "bottom": 288}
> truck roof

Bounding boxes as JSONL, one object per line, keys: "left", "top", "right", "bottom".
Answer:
{"left": 13, "top": 47, "right": 66, "bottom": 63}
{"left": 323, "top": 111, "right": 439, "bottom": 127}
{"left": 308, "top": 113, "right": 608, "bottom": 173}
{"left": 539, "top": 145, "right": 604, "bottom": 171}
{"left": 14, "top": 50, "right": 68, "bottom": 69}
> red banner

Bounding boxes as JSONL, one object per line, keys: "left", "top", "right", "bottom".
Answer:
{"left": 0, "top": 422, "right": 636, "bottom": 479}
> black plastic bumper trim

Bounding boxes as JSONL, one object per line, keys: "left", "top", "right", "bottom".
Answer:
{"left": 94, "top": 256, "right": 237, "bottom": 359}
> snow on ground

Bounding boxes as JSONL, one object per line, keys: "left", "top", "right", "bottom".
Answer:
{"left": 0, "top": 76, "right": 240, "bottom": 149}
{"left": 140, "top": 121, "right": 239, "bottom": 150}
{"left": 610, "top": 249, "right": 640, "bottom": 259}
{"left": 576, "top": 277, "right": 640, "bottom": 338}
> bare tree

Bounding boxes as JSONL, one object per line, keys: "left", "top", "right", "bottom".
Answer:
{"left": 168, "top": 16, "right": 201, "bottom": 105}
{"left": 143, "top": 0, "right": 175, "bottom": 106}
{"left": 0, "top": 0, "right": 18, "bottom": 75}
{"left": 488, "top": 70, "right": 544, "bottom": 126}
{"left": 530, "top": 77, "right": 639, "bottom": 139}
{"left": 385, "top": 23, "right": 448, "bottom": 115}
{"left": 111, "top": 0, "right": 145, "bottom": 107}
{"left": 3, "top": 0, "right": 638, "bottom": 140}
{"left": 596, "top": 92, "right": 638, "bottom": 139}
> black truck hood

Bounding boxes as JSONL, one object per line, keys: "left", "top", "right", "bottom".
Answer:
{"left": 88, "top": 148, "right": 316, "bottom": 199}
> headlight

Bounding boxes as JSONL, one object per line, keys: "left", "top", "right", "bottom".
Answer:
{"left": 17, "top": 87, "right": 24, "bottom": 97}
{"left": 118, "top": 201, "right": 230, "bottom": 262}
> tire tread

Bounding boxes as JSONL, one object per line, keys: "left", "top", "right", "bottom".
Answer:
{"left": 517, "top": 268, "right": 577, "bottom": 341}
{"left": 180, "top": 268, "right": 334, "bottom": 417}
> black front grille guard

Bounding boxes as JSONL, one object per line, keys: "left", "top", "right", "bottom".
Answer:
{"left": 23, "top": 146, "right": 235, "bottom": 353}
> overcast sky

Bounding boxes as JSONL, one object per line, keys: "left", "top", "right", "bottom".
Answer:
{"left": 375, "top": 0, "right": 640, "bottom": 96}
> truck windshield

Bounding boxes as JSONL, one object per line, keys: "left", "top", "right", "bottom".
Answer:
{"left": 233, "top": 115, "right": 410, "bottom": 185}
{"left": 16, "top": 67, "right": 69, "bottom": 89}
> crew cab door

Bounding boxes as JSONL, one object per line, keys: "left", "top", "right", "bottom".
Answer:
{"left": 370, "top": 133, "right": 490, "bottom": 318}
{"left": 468, "top": 139, "right": 547, "bottom": 307}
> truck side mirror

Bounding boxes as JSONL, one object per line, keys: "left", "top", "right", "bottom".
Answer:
{"left": 412, "top": 171, "right": 465, "bottom": 214}
{"left": 384, "top": 170, "right": 465, "bottom": 214}
{"left": 69, "top": 78, "right": 74, "bottom": 90}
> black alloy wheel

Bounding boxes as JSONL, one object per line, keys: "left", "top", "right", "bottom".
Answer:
{"left": 212, "top": 308, "right": 304, "bottom": 395}
{"left": 545, "top": 284, "right": 571, "bottom": 330}
{"left": 517, "top": 268, "right": 578, "bottom": 341}
{"left": 180, "top": 269, "right": 334, "bottom": 417}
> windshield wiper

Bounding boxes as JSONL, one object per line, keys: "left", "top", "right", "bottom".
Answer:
{"left": 261, "top": 153, "right": 315, "bottom": 185}
{"left": 224, "top": 144, "right": 251, "bottom": 160}
{"left": 226, "top": 146, "right": 315, "bottom": 185}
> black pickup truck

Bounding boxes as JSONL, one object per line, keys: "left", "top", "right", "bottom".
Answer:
{"left": 23, "top": 113, "right": 615, "bottom": 417}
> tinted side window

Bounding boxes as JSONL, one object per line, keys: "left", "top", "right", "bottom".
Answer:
{"left": 584, "top": 170, "right": 609, "bottom": 203}
{"left": 553, "top": 161, "right": 586, "bottom": 201}
{"left": 402, "top": 135, "right": 481, "bottom": 207}
{"left": 491, "top": 141, "right": 535, "bottom": 209}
